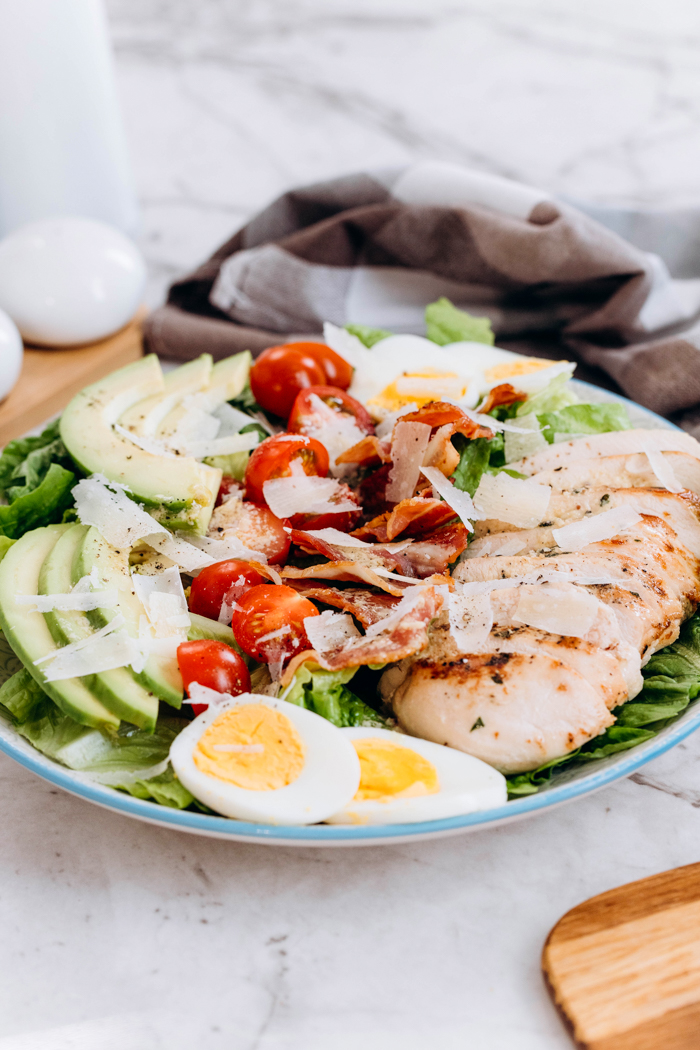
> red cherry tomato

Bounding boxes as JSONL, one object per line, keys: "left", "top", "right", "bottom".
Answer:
{"left": 286, "top": 342, "right": 353, "bottom": 391}
{"left": 188, "top": 560, "right": 265, "bottom": 622}
{"left": 288, "top": 386, "right": 374, "bottom": 435}
{"left": 230, "top": 584, "right": 319, "bottom": 664}
{"left": 244, "top": 434, "right": 329, "bottom": 505}
{"left": 250, "top": 346, "right": 325, "bottom": 418}
{"left": 290, "top": 483, "right": 362, "bottom": 532}
{"left": 215, "top": 475, "right": 241, "bottom": 507}
{"left": 211, "top": 501, "right": 291, "bottom": 565}
{"left": 177, "top": 639, "right": 251, "bottom": 715}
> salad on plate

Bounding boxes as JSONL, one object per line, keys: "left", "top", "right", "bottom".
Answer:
{"left": 1, "top": 297, "right": 700, "bottom": 826}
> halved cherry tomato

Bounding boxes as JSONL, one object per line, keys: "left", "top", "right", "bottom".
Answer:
{"left": 288, "top": 386, "right": 374, "bottom": 435}
{"left": 177, "top": 639, "right": 251, "bottom": 715}
{"left": 210, "top": 501, "right": 291, "bottom": 565}
{"left": 285, "top": 342, "right": 353, "bottom": 390}
{"left": 188, "top": 559, "right": 265, "bottom": 622}
{"left": 290, "top": 482, "right": 362, "bottom": 532}
{"left": 215, "top": 475, "right": 241, "bottom": 507}
{"left": 230, "top": 584, "right": 319, "bottom": 664}
{"left": 250, "top": 345, "right": 325, "bottom": 418}
{"left": 244, "top": 434, "right": 329, "bottom": 505}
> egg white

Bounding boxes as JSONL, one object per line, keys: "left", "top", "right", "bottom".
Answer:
{"left": 326, "top": 727, "right": 507, "bottom": 825}
{"left": 170, "top": 694, "right": 361, "bottom": 825}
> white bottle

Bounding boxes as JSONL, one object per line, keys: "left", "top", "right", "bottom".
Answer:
{"left": 0, "top": 0, "right": 138, "bottom": 238}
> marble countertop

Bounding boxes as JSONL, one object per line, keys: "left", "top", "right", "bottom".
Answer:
{"left": 3, "top": 2, "right": 700, "bottom": 1047}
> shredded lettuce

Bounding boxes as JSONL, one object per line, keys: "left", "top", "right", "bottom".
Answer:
{"left": 283, "top": 663, "right": 390, "bottom": 727}
{"left": 506, "top": 610, "right": 700, "bottom": 796}
{"left": 344, "top": 323, "right": 393, "bottom": 348}
{"left": 516, "top": 372, "right": 578, "bottom": 417}
{"left": 0, "top": 421, "right": 77, "bottom": 538}
{"left": 0, "top": 463, "right": 76, "bottom": 539}
{"left": 538, "top": 403, "right": 631, "bottom": 443}
{"left": 425, "top": 298, "right": 495, "bottom": 346}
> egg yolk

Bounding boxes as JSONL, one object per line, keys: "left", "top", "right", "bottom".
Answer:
{"left": 194, "top": 704, "right": 305, "bottom": 791}
{"left": 483, "top": 357, "right": 560, "bottom": 382}
{"left": 368, "top": 369, "right": 469, "bottom": 412}
{"left": 352, "top": 738, "right": 440, "bottom": 802}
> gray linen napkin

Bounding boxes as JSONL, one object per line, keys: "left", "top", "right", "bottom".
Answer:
{"left": 144, "top": 162, "right": 700, "bottom": 434}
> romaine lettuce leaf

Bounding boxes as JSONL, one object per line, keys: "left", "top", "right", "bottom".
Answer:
{"left": 344, "top": 323, "right": 393, "bottom": 348}
{"left": 516, "top": 372, "right": 578, "bottom": 417}
{"left": 283, "top": 662, "right": 390, "bottom": 727}
{"left": 450, "top": 435, "right": 492, "bottom": 496}
{"left": 538, "top": 403, "right": 630, "bottom": 443}
{"left": 0, "top": 668, "right": 46, "bottom": 723}
{"left": 425, "top": 298, "right": 494, "bottom": 346}
{"left": 0, "top": 463, "right": 76, "bottom": 538}
{"left": 120, "top": 766, "right": 194, "bottom": 809}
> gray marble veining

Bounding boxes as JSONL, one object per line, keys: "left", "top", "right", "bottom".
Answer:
{"left": 2, "top": 2, "right": 700, "bottom": 1047}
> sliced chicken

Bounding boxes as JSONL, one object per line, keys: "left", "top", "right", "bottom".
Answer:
{"left": 531, "top": 451, "right": 700, "bottom": 497}
{"left": 515, "top": 428, "right": 700, "bottom": 476}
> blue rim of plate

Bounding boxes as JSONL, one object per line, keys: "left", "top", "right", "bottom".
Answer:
{"left": 0, "top": 383, "right": 696, "bottom": 845}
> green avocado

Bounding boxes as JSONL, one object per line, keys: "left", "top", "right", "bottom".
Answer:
{"left": 118, "top": 354, "right": 214, "bottom": 437}
{"left": 59, "top": 354, "right": 222, "bottom": 534}
{"left": 39, "top": 523, "right": 159, "bottom": 732}
{"left": 0, "top": 525, "right": 119, "bottom": 730}
{"left": 74, "top": 526, "right": 184, "bottom": 709}
{"left": 187, "top": 611, "right": 250, "bottom": 664}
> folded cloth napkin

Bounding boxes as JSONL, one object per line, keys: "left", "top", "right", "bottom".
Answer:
{"left": 145, "top": 161, "right": 700, "bottom": 434}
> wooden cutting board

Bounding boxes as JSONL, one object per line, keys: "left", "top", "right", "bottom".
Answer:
{"left": 0, "top": 308, "right": 145, "bottom": 445}
{"left": 542, "top": 862, "right": 700, "bottom": 1049}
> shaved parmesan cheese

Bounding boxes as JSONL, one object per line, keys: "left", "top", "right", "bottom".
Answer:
{"left": 504, "top": 413, "right": 547, "bottom": 463}
{"left": 16, "top": 588, "right": 118, "bottom": 613}
{"left": 386, "top": 422, "right": 431, "bottom": 503}
{"left": 473, "top": 472, "right": 551, "bottom": 528}
{"left": 373, "top": 567, "right": 421, "bottom": 584}
{"left": 148, "top": 534, "right": 215, "bottom": 573}
{"left": 183, "top": 532, "right": 267, "bottom": 565}
{"left": 552, "top": 505, "right": 642, "bottom": 552}
{"left": 186, "top": 431, "right": 260, "bottom": 459}
{"left": 73, "top": 474, "right": 166, "bottom": 550}
{"left": 464, "top": 534, "right": 528, "bottom": 559}
{"left": 299, "top": 528, "right": 412, "bottom": 553}
{"left": 213, "top": 402, "right": 264, "bottom": 435}
{"left": 448, "top": 591, "right": 493, "bottom": 652}
{"left": 131, "top": 567, "right": 190, "bottom": 639}
{"left": 363, "top": 586, "right": 426, "bottom": 640}
{"left": 513, "top": 586, "right": 600, "bottom": 638}
{"left": 304, "top": 610, "right": 360, "bottom": 652}
{"left": 262, "top": 475, "right": 356, "bottom": 519}
{"left": 37, "top": 615, "right": 142, "bottom": 681}
{"left": 184, "top": 681, "right": 235, "bottom": 708}
{"left": 300, "top": 393, "right": 367, "bottom": 479}
{"left": 323, "top": 322, "right": 370, "bottom": 371}
{"left": 113, "top": 425, "right": 177, "bottom": 459}
{"left": 376, "top": 404, "right": 419, "bottom": 439}
{"left": 420, "top": 466, "right": 476, "bottom": 531}
{"left": 258, "top": 626, "right": 291, "bottom": 645}
{"left": 642, "top": 440, "right": 683, "bottom": 493}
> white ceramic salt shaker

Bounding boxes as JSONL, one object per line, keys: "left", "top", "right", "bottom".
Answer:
{"left": 0, "top": 216, "right": 146, "bottom": 346}
{"left": 0, "top": 309, "right": 23, "bottom": 401}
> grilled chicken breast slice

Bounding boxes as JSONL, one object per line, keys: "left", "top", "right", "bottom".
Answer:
{"left": 515, "top": 428, "right": 700, "bottom": 476}
{"left": 531, "top": 452, "right": 700, "bottom": 497}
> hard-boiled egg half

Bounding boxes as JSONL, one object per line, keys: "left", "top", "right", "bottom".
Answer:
{"left": 170, "top": 694, "right": 361, "bottom": 824}
{"left": 326, "top": 727, "right": 507, "bottom": 825}
{"left": 345, "top": 333, "right": 568, "bottom": 416}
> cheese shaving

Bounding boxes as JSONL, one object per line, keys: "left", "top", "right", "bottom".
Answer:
{"left": 385, "top": 421, "right": 431, "bottom": 503}
{"left": 303, "top": 610, "right": 360, "bottom": 652}
{"left": 184, "top": 681, "right": 239, "bottom": 708}
{"left": 186, "top": 431, "right": 260, "bottom": 459}
{"left": 300, "top": 528, "right": 412, "bottom": 553}
{"left": 262, "top": 475, "right": 356, "bottom": 519}
{"left": 464, "top": 535, "right": 528, "bottom": 559}
{"left": 473, "top": 472, "right": 551, "bottom": 528}
{"left": 17, "top": 567, "right": 119, "bottom": 612}
{"left": 363, "top": 586, "right": 426, "bottom": 640}
{"left": 642, "top": 440, "right": 684, "bottom": 493}
{"left": 420, "top": 466, "right": 476, "bottom": 531}
{"left": 302, "top": 394, "right": 367, "bottom": 478}
{"left": 113, "top": 425, "right": 177, "bottom": 459}
{"left": 131, "top": 567, "right": 190, "bottom": 639}
{"left": 73, "top": 475, "right": 166, "bottom": 549}
{"left": 36, "top": 614, "right": 144, "bottom": 681}
{"left": 448, "top": 591, "right": 493, "bottom": 652}
{"left": 183, "top": 533, "right": 267, "bottom": 565}
{"left": 552, "top": 506, "right": 642, "bottom": 552}
{"left": 513, "top": 586, "right": 601, "bottom": 638}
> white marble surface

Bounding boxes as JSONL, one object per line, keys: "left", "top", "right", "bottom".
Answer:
{"left": 4, "top": 2, "right": 700, "bottom": 1047}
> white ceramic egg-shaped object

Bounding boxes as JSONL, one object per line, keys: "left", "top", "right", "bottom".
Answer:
{"left": 0, "top": 217, "right": 146, "bottom": 347}
{"left": 0, "top": 308, "right": 23, "bottom": 401}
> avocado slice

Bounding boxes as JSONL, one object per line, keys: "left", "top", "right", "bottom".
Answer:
{"left": 118, "top": 354, "right": 213, "bottom": 437}
{"left": 59, "top": 355, "right": 222, "bottom": 534}
{"left": 74, "top": 526, "right": 184, "bottom": 709}
{"left": 156, "top": 352, "right": 252, "bottom": 444}
{"left": 0, "top": 525, "right": 119, "bottom": 730}
{"left": 39, "top": 523, "right": 159, "bottom": 731}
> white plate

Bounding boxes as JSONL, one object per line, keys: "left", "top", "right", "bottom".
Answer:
{"left": 0, "top": 383, "right": 696, "bottom": 846}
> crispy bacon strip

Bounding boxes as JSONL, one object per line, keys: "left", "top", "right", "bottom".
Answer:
{"left": 317, "top": 587, "right": 444, "bottom": 671}
{"left": 289, "top": 529, "right": 416, "bottom": 580}
{"left": 398, "top": 401, "right": 494, "bottom": 440}
{"left": 351, "top": 513, "right": 390, "bottom": 543}
{"left": 280, "top": 561, "right": 406, "bottom": 597}
{"left": 336, "top": 435, "right": 391, "bottom": 467}
{"left": 285, "top": 581, "right": 401, "bottom": 627}
{"left": 478, "top": 383, "right": 526, "bottom": 415}
{"left": 401, "top": 523, "right": 470, "bottom": 577}
{"left": 289, "top": 529, "right": 339, "bottom": 559}
{"left": 385, "top": 497, "right": 458, "bottom": 540}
